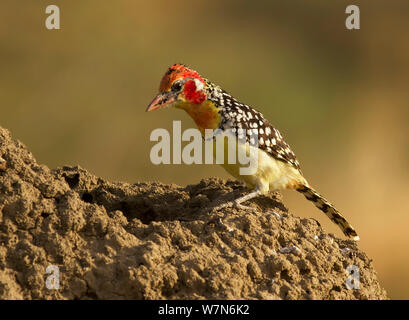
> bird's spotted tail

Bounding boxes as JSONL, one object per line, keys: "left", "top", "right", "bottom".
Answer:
{"left": 296, "top": 185, "right": 359, "bottom": 241}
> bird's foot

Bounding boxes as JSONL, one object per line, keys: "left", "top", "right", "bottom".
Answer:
{"left": 199, "top": 189, "right": 262, "bottom": 215}
{"left": 234, "top": 202, "right": 257, "bottom": 212}
{"left": 202, "top": 199, "right": 257, "bottom": 214}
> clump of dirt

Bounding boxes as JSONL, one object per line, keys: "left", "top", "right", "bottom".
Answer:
{"left": 0, "top": 126, "right": 387, "bottom": 299}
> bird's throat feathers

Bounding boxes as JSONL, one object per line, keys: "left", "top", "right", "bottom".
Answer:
{"left": 175, "top": 100, "right": 221, "bottom": 134}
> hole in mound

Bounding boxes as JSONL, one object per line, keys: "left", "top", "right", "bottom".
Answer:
{"left": 64, "top": 173, "right": 80, "bottom": 189}
{"left": 138, "top": 207, "right": 158, "bottom": 225}
{"left": 332, "top": 285, "right": 342, "bottom": 292}
{"left": 280, "top": 270, "right": 292, "bottom": 282}
{"left": 82, "top": 186, "right": 191, "bottom": 225}
{"left": 41, "top": 212, "right": 50, "bottom": 218}
{"left": 81, "top": 193, "right": 94, "bottom": 203}
{"left": 116, "top": 201, "right": 158, "bottom": 225}
{"left": 299, "top": 268, "right": 310, "bottom": 275}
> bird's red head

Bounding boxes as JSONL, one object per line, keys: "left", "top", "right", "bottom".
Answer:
{"left": 146, "top": 64, "right": 207, "bottom": 112}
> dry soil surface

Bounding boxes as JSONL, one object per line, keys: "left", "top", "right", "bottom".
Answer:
{"left": 0, "top": 126, "right": 387, "bottom": 299}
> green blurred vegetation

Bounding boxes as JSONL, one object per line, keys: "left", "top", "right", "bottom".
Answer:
{"left": 1, "top": 0, "right": 409, "bottom": 298}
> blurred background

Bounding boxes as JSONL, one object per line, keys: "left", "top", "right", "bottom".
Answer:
{"left": 1, "top": 0, "right": 408, "bottom": 298}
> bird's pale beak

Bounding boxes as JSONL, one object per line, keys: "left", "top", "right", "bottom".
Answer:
{"left": 146, "top": 91, "right": 177, "bottom": 112}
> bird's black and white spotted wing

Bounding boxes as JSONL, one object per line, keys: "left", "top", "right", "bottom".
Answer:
{"left": 207, "top": 85, "right": 301, "bottom": 171}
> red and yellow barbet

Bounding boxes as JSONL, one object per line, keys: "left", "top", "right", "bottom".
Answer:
{"left": 147, "top": 64, "right": 359, "bottom": 240}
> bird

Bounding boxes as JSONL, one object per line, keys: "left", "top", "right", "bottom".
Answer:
{"left": 146, "top": 63, "right": 359, "bottom": 241}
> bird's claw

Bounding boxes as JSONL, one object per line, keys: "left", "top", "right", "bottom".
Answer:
{"left": 233, "top": 202, "right": 257, "bottom": 212}
{"left": 202, "top": 200, "right": 256, "bottom": 214}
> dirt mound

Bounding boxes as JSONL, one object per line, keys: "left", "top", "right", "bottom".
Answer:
{"left": 0, "top": 126, "right": 387, "bottom": 299}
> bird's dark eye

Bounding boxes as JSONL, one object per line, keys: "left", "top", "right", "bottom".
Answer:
{"left": 171, "top": 80, "right": 183, "bottom": 92}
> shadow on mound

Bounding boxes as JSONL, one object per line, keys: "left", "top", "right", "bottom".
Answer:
{"left": 57, "top": 166, "right": 287, "bottom": 225}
